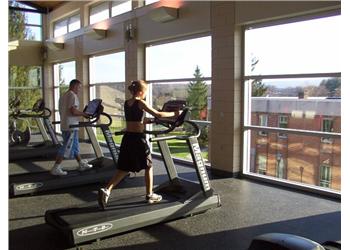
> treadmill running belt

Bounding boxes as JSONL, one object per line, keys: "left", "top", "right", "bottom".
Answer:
{"left": 48, "top": 194, "right": 181, "bottom": 228}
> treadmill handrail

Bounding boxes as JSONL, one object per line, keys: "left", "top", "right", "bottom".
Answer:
{"left": 144, "top": 108, "right": 189, "bottom": 135}
{"left": 114, "top": 109, "right": 189, "bottom": 137}
{"left": 70, "top": 112, "right": 112, "bottom": 129}
{"left": 149, "top": 120, "right": 201, "bottom": 142}
{"left": 13, "top": 107, "right": 52, "bottom": 119}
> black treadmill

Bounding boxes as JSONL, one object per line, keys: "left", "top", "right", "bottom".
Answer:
{"left": 45, "top": 101, "right": 221, "bottom": 247}
{"left": 9, "top": 99, "right": 61, "bottom": 161}
{"left": 9, "top": 99, "right": 121, "bottom": 196}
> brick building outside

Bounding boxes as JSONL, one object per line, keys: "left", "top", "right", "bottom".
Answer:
{"left": 250, "top": 97, "right": 341, "bottom": 191}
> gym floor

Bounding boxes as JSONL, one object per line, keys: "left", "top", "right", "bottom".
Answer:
{"left": 9, "top": 142, "right": 340, "bottom": 250}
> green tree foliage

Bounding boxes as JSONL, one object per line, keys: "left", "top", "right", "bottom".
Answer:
{"left": 320, "top": 78, "right": 341, "bottom": 97}
{"left": 9, "top": 67, "right": 42, "bottom": 109}
{"left": 187, "top": 66, "right": 208, "bottom": 120}
{"left": 252, "top": 81, "right": 268, "bottom": 97}
{"left": 9, "top": 1, "right": 42, "bottom": 131}
{"left": 251, "top": 57, "right": 267, "bottom": 97}
{"left": 58, "top": 64, "right": 69, "bottom": 95}
{"left": 9, "top": 1, "right": 27, "bottom": 41}
{"left": 186, "top": 66, "right": 208, "bottom": 147}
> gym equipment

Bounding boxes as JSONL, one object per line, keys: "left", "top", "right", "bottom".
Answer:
{"left": 9, "top": 99, "right": 61, "bottom": 161}
{"left": 248, "top": 233, "right": 341, "bottom": 250}
{"left": 9, "top": 97, "right": 31, "bottom": 146}
{"left": 45, "top": 100, "right": 221, "bottom": 247}
{"left": 9, "top": 99, "right": 120, "bottom": 196}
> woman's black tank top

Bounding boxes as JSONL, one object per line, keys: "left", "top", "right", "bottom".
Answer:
{"left": 124, "top": 100, "right": 144, "bottom": 122}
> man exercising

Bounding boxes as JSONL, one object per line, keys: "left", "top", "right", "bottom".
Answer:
{"left": 51, "top": 79, "right": 93, "bottom": 176}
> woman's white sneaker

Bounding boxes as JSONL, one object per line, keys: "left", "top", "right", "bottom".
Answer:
{"left": 146, "top": 193, "right": 162, "bottom": 204}
{"left": 98, "top": 188, "right": 110, "bottom": 210}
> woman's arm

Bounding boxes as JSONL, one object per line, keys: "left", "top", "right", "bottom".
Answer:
{"left": 138, "top": 100, "right": 179, "bottom": 118}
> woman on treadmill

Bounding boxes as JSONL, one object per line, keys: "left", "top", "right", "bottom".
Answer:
{"left": 98, "top": 80, "right": 180, "bottom": 210}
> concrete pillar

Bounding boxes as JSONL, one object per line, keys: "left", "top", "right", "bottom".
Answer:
{"left": 124, "top": 18, "right": 145, "bottom": 99}
{"left": 74, "top": 36, "right": 89, "bottom": 139}
{"left": 210, "top": 2, "right": 242, "bottom": 177}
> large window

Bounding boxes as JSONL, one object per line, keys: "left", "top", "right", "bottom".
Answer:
{"left": 9, "top": 66, "right": 42, "bottom": 107}
{"left": 54, "top": 14, "right": 80, "bottom": 37}
{"left": 146, "top": 35, "right": 211, "bottom": 163}
{"left": 145, "top": 0, "right": 158, "bottom": 5}
{"left": 89, "top": 52, "right": 126, "bottom": 144}
{"left": 90, "top": 1, "right": 132, "bottom": 25}
{"left": 53, "top": 61, "right": 76, "bottom": 132}
{"left": 243, "top": 14, "right": 341, "bottom": 193}
{"left": 9, "top": 1, "right": 42, "bottom": 41}
{"left": 9, "top": 66, "right": 43, "bottom": 133}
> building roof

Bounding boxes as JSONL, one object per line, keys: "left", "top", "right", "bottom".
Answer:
{"left": 251, "top": 97, "right": 341, "bottom": 116}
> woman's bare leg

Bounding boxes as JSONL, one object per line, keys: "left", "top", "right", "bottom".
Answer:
{"left": 145, "top": 166, "right": 153, "bottom": 195}
{"left": 105, "top": 169, "right": 129, "bottom": 193}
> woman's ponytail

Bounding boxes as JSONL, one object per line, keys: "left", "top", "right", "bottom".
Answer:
{"left": 128, "top": 80, "right": 147, "bottom": 96}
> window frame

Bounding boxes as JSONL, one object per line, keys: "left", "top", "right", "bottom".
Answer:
{"left": 88, "top": 50, "right": 126, "bottom": 145}
{"left": 278, "top": 115, "right": 288, "bottom": 138}
{"left": 321, "top": 117, "right": 334, "bottom": 144}
{"left": 89, "top": 0, "right": 132, "bottom": 25}
{"left": 258, "top": 114, "right": 268, "bottom": 136}
{"left": 242, "top": 12, "right": 341, "bottom": 198}
{"left": 320, "top": 164, "right": 331, "bottom": 188}
{"left": 145, "top": 33, "right": 212, "bottom": 164}
{"left": 9, "top": 5, "right": 43, "bottom": 41}
{"left": 52, "top": 60, "right": 77, "bottom": 132}
{"left": 53, "top": 13, "right": 81, "bottom": 38}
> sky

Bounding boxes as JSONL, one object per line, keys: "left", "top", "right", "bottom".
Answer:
{"left": 245, "top": 15, "right": 340, "bottom": 77}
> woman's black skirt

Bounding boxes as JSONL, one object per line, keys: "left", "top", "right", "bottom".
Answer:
{"left": 117, "top": 132, "right": 152, "bottom": 172}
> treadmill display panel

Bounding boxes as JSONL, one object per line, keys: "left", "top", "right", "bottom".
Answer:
{"left": 84, "top": 99, "right": 102, "bottom": 116}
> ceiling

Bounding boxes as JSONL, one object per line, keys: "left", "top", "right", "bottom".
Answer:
{"left": 18, "top": 1, "right": 64, "bottom": 12}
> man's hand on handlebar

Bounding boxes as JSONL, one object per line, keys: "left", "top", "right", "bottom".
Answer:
{"left": 83, "top": 112, "right": 91, "bottom": 119}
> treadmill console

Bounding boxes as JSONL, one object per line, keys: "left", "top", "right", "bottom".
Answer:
{"left": 84, "top": 99, "right": 103, "bottom": 117}
{"left": 32, "top": 99, "right": 45, "bottom": 112}
{"left": 155, "top": 100, "right": 189, "bottom": 128}
{"left": 161, "top": 100, "right": 187, "bottom": 112}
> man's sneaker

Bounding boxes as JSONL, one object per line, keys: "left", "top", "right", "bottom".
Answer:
{"left": 51, "top": 165, "right": 67, "bottom": 176}
{"left": 98, "top": 188, "right": 110, "bottom": 210}
{"left": 146, "top": 193, "right": 162, "bottom": 204}
{"left": 78, "top": 160, "right": 93, "bottom": 171}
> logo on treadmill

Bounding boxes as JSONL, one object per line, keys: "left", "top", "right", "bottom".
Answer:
{"left": 192, "top": 143, "right": 211, "bottom": 191}
{"left": 15, "top": 182, "right": 43, "bottom": 191}
{"left": 76, "top": 223, "right": 113, "bottom": 237}
{"left": 104, "top": 130, "right": 119, "bottom": 159}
